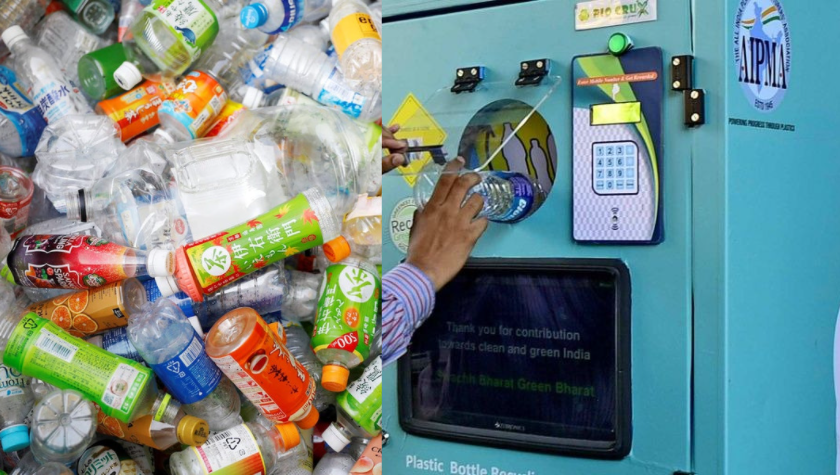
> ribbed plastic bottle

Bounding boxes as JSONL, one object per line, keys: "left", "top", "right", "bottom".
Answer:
{"left": 328, "top": 0, "right": 380, "bottom": 94}
{"left": 239, "top": 0, "right": 329, "bottom": 34}
{"left": 29, "top": 389, "right": 97, "bottom": 465}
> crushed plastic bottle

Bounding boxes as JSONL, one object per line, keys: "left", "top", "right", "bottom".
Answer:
{"left": 34, "top": 11, "right": 105, "bottom": 85}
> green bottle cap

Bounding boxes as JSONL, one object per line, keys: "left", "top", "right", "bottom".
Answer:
{"left": 78, "top": 43, "right": 128, "bottom": 101}
{"left": 608, "top": 33, "right": 634, "bottom": 56}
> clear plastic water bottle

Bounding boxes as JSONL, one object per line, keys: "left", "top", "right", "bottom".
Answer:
{"left": 1, "top": 26, "right": 92, "bottom": 124}
{"left": 34, "top": 11, "right": 105, "bottom": 85}
{"left": 288, "top": 23, "right": 329, "bottom": 52}
{"left": 127, "top": 299, "right": 243, "bottom": 431}
{"left": 102, "top": 128, "right": 173, "bottom": 178}
{"left": 258, "top": 34, "right": 380, "bottom": 121}
{"left": 114, "top": 0, "right": 224, "bottom": 90}
{"left": 31, "top": 114, "right": 125, "bottom": 211}
{"left": 328, "top": 0, "right": 380, "bottom": 95}
{"left": 10, "top": 452, "right": 74, "bottom": 475}
{"left": 0, "top": 65, "right": 47, "bottom": 158}
{"left": 415, "top": 167, "right": 546, "bottom": 223}
{"left": 64, "top": 168, "right": 191, "bottom": 251}
{"left": 118, "top": 0, "right": 144, "bottom": 41}
{"left": 239, "top": 0, "right": 328, "bottom": 34}
{"left": 58, "top": 0, "right": 115, "bottom": 34}
{"left": 30, "top": 389, "right": 97, "bottom": 465}
{"left": 0, "top": 0, "right": 46, "bottom": 59}
{"left": 313, "top": 451, "right": 355, "bottom": 475}
{"left": 322, "top": 194, "right": 381, "bottom": 264}
{"left": 282, "top": 320, "right": 336, "bottom": 412}
{"left": 369, "top": 0, "right": 381, "bottom": 33}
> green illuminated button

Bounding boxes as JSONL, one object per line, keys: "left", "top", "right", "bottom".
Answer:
{"left": 608, "top": 33, "right": 634, "bottom": 56}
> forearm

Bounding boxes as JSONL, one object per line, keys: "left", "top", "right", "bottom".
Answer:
{"left": 381, "top": 263, "right": 436, "bottom": 366}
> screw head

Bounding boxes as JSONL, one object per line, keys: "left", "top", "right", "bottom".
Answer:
{"left": 673, "top": 80, "right": 681, "bottom": 89}
{"left": 471, "top": 68, "right": 477, "bottom": 75}
{"left": 691, "top": 90, "right": 700, "bottom": 99}
{"left": 673, "top": 57, "right": 681, "bottom": 66}
{"left": 521, "top": 62, "right": 528, "bottom": 70}
{"left": 457, "top": 69, "right": 464, "bottom": 77}
{"left": 536, "top": 60, "right": 544, "bottom": 68}
{"left": 691, "top": 113, "right": 701, "bottom": 122}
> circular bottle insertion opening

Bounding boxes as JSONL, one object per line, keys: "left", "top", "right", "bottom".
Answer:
{"left": 458, "top": 99, "right": 558, "bottom": 216}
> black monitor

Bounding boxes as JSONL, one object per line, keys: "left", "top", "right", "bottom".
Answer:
{"left": 398, "top": 258, "right": 632, "bottom": 459}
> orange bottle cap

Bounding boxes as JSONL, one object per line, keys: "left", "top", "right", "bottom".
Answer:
{"left": 323, "top": 236, "right": 351, "bottom": 263}
{"left": 295, "top": 407, "right": 320, "bottom": 430}
{"left": 321, "top": 365, "right": 350, "bottom": 392}
{"left": 273, "top": 422, "right": 301, "bottom": 450}
{"left": 174, "top": 247, "right": 204, "bottom": 302}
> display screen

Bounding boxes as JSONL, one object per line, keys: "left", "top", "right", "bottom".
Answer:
{"left": 591, "top": 102, "right": 642, "bottom": 125}
{"left": 400, "top": 261, "right": 631, "bottom": 455}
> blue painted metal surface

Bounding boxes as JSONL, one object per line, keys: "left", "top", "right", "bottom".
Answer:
{"left": 383, "top": 0, "right": 840, "bottom": 473}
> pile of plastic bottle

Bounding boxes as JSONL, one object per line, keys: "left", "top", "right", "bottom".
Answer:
{"left": 0, "top": 0, "right": 382, "bottom": 473}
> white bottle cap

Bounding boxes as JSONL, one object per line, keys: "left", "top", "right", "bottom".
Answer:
{"left": 114, "top": 62, "right": 143, "bottom": 90}
{"left": 154, "top": 276, "right": 180, "bottom": 298}
{"left": 322, "top": 423, "right": 351, "bottom": 452}
{"left": 241, "top": 87, "right": 265, "bottom": 109}
{"left": 1, "top": 26, "right": 28, "bottom": 50}
{"left": 187, "top": 316, "right": 205, "bottom": 339}
{"left": 147, "top": 249, "right": 174, "bottom": 277}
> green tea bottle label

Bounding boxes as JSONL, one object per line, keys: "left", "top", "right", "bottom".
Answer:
{"left": 311, "top": 260, "right": 381, "bottom": 363}
{"left": 3, "top": 313, "right": 152, "bottom": 423}
{"left": 146, "top": 0, "right": 219, "bottom": 63}
{"left": 339, "top": 356, "right": 382, "bottom": 433}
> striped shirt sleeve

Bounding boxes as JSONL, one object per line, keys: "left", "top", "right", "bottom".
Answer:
{"left": 382, "top": 263, "right": 436, "bottom": 367}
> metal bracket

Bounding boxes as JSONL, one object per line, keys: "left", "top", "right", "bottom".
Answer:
{"left": 684, "top": 89, "right": 705, "bottom": 127}
{"left": 451, "top": 66, "right": 485, "bottom": 93}
{"left": 671, "top": 55, "right": 694, "bottom": 91}
{"left": 515, "top": 59, "right": 550, "bottom": 86}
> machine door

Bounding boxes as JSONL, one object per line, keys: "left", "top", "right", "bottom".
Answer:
{"left": 383, "top": 1, "right": 694, "bottom": 474}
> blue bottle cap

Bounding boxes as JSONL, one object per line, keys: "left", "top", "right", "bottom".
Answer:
{"left": 241, "top": 4, "right": 268, "bottom": 29}
{"left": 0, "top": 424, "right": 29, "bottom": 452}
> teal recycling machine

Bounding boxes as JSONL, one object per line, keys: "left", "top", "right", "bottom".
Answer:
{"left": 382, "top": 0, "right": 840, "bottom": 474}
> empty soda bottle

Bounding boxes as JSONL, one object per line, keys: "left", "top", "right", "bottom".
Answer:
{"left": 415, "top": 166, "right": 546, "bottom": 223}
{"left": 328, "top": 0, "right": 381, "bottom": 94}
{"left": 128, "top": 299, "right": 243, "bottom": 431}
{"left": 322, "top": 356, "right": 381, "bottom": 452}
{"left": 35, "top": 11, "right": 105, "bottom": 85}
{"left": 0, "top": 65, "right": 47, "bottom": 158}
{"left": 311, "top": 258, "right": 380, "bottom": 392}
{"left": 58, "top": 0, "right": 115, "bottom": 34}
{"left": 239, "top": 0, "right": 328, "bottom": 34}
{"left": 30, "top": 389, "right": 97, "bottom": 465}
{"left": 1, "top": 26, "right": 92, "bottom": 124}
{"left": 6, "top": 234, "right": 173, "bottom": 289}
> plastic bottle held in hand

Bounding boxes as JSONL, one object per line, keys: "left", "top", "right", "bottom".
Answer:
{"left": 30, "top": 389, "right": 96, "bottom": 465}
{"left": 260, "top": 34, "right": 379, "bottom": 121}
{"left": 114, "top": 0, "right": 222, "bottom": 91}
{"left": 95, "top": 400, "right": 210, "bottom": 450}
{"left": 283, "top": 320, "right": 335, "bottom": 412}
{"left": 205, "top": 308, "right": 321, "bottom": 429}
{"left": 128, "top": 299, "right": 243, "bottom": 431}
{"left": 1, "top": 27, "right": 92, "bottom": 124}
{"left": 27, "top": 278, "right": 148, "bottom": 337}
{"left": 58, "top": 0, "right": 114, "bottom": 34}
{"left": 0, "top": 65, "right": 47, "bottom": 158}
{"left": 311, "top": 258, "right": 380, "bottom": 392}
{"left": 35, "top": 11, "right": 104, "bottom": 85}
{"left": 322, "top": 356, "right": 381, "bottom": 451}
{"left": 328, "top": 0, "right": 380, "bottom": 93}
{"left": 169, "top": 421, "right": 301, "bottom": 475}
{"left": 161, "top": 188, "right": 341, "bottom": 303}
{"left": 314, "top": 452, "right": 355, "bottom": 475}
{"left": 64, "top": 168, "right": 191, "bottom": 251}
{"left": 239, "top": 0, "right": 328, "bottom": 34}
{"left": 323, "top": 195, "right": 381, "bottom": 264}
{"left": 6, "top": 235, "right": 174, "bottom": 289}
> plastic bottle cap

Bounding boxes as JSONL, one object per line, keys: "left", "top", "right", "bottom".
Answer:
{"left": 1, "top": 26, "right": 28, "bottom": 49}
{"left": 147, "top": 249, "right": 174, "bottom": 277}
{"left": 323, "top": 236, "right": 351, "bottom": 263}
{"left": 241, "top": 87, "right": 265, "bottom": 109}
{"left": 114, "top": 62, "right": 143, "bottom": 90}
{"left": 155, "top": 276, "right": 180, "bottom": 298}
{"left": 295, "top": 407, "right": 320, "bottom": 430}
{"left": 322, "top": 423, "right": 351, "bottom": 452}
{"left": 0, "top": 424, "right": 30, "bottom": 452}
{"left": 321, "top": 365, "right": 350, "bottom": 392}
{"left": 240, "top": 4, "right": 268, "bottom": 29}
{"left": 274, "top": 422, "right": 301, "bottom": 450}
{"left": 176, "top": 415, "right": 210, "bottom": 446}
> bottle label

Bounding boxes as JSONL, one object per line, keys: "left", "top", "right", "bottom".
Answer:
{"left": 8, "top": 235, "right": 130, "bottom": 289}
{"left": 98, "top": 81, "right": 174, "bottom": 142}
{"left": 0, "top": 66, "right": 46, "bottom": 156}
{"left": 341, "top": 356, "right": 382, "bottom": 433}
{"left": 331, "top": 13, "right": 380, "bottom": 56}
{"left": 113, "top": 189, "right": 189, "bottom": 250}
{"left": 27, "top": 283, "right": 131, "bottom": 337}
{"left": 350, "top": 434, "right": 382, "bottom": 475}
{"left": 0, "top": 364, "right": 27, "bottom": 398}
{"left": 204, "top": 101, "right": 244, "bottom": 138}
{"left": 78, "top": 441, "right": 138, "bottom": 475}
{"left": 145, "top": 0, "right": 220, "bottom": 64}
{"left": 4, "top": 313, "right": 153, "bottom": 423}
{"left": 316, "top": 67, "right": 365, "bottom": 119}
{"left": 182, "top": 192, "right": 326, "bottom": 296}
{"left": 192, "top": 424, "right": 265, "bottom": 475}
{"left": 270, "top": 0, "right": 305, "bottom": 33}
{"left": 150, "top": 334, "right": 221, "bottom": 404}
{"left": 158, "top": 71, "right": 227, "bottom": 139}
{"left": 493, "top": 172, "right": 535, "bottom": 223}
{"left": 311, "top": 262, "right": 380, "bottom": 363}
{"left": 79, "top": 0, "right": 113, "bottom": 29}
{"left": 238, "top": 44, "right": 272, "bottom": 88}
{"left": 96, "top": 409, "right": 197, "bottom": 451}
{"left": 209, "top": 317, "right": 314, "bottom": 423}
{"left": 99, "top": 327, "right": 144, "bottom": 363}
{"left": 29, "top": 79, "right": 82, "bottom": 124}
{"left": 142, "top": 279, "right": 196, "bottom": 317}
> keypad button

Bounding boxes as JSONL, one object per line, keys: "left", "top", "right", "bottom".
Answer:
{"left": 626, "top": 168, "right": 635, "bottom": 178}
{"left": 617, "top": 157, "right": 624, "bottom": 167}
{"left": 625, "top": 179, "right": 635, "bottom": 189}
{"left": 606, "top": 181, "right": 614, "bottom": 190}
{"left": 595, "top": 181, "right": 605, "bottom": 190}
{"left": 596, "top": 170, "right": 604, "bottom": 179}
{"left": 606, "top": 169, "right": 614, "bottom": 178}
{"left": 616, "top": 168, "right": 624, "bottom": 178}
{"left": 596, "top": 158, "right": 604, "bottom": 167}
{"left": 596, "top": 146, "right": 604, "bottom": 156}
{"left": 606, "top": 157, "right": 614, "bottom": 167}
{"left": 606, "top": 147, "right": 614, "bottom": 156}
{"left": 616, "top": 181, "right": 625, "bottom": 190}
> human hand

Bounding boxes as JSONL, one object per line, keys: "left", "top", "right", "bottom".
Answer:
{"left": 406, "top": 157, "right": 489, "bottom": 291}
{"left": 383, "top": 124, "right": 408, "bottom": 174}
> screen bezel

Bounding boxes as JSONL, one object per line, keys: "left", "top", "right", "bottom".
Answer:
{"left": 397, "top": 258, "right": 632, "bottom": 459}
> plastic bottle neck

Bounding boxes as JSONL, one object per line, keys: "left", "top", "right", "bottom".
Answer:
{"left": 64, "top": 189, "right": 94, "bottom": 222}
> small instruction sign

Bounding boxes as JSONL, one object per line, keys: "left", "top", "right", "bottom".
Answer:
{"left": 575, "top": 0, "right": 657, "bottom": 30}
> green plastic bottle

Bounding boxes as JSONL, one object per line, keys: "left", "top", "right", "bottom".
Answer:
{"left": 321, "top": 356, "right": 382, "bottom": 452}
{"left": 78, "top": 43, "right": 129, "bottom": 101}
{"left": 60, "top": 0, "right": 115, "bottom": 34}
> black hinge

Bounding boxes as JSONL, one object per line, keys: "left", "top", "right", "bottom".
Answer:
{"left": 674, "top": 471, "right": 695, "bottom": 475}
{"left": 515, "top": 59, "right": 549, "bottom": 86}
{"left": 684, "top": 89, "right": 706, "bottom": 127}
{"left": 671, "top": 55, "right": 694, "bottom": 91}
{"left": 451, "top": 66, "right": 485, "bottom": 93}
